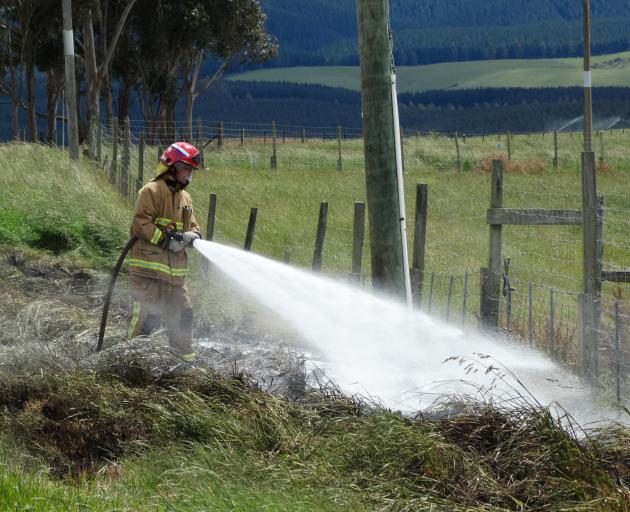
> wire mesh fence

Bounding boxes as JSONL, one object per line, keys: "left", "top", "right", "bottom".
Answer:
{"left": 92, "top": 119, "right": 630, "bottom": 405}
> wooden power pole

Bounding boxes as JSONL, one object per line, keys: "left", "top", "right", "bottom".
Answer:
{"left": 582, "top": 0, "right": 593, "bottom": 153}
{"left": 356, "top": 0, "right": 406, "bottom": 300}
{"left": 62, "top": 0, "right": 79, "bottom": 160}
{"left": 581, "top": 0, "right": 600, "bottom": 380}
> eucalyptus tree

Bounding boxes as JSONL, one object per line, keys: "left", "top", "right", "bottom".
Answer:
{"left": 131, "top": 0, "right": 276, "bottom": 143}
{"left": 80, "top": 0, "right": 137, "bottom": 157}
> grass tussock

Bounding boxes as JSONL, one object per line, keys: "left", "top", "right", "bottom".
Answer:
{"left": 475, "top": 153, "right": 546, "bottom": 174}
{"left": 0, "top": 369, "right": 628, "bottom": 510}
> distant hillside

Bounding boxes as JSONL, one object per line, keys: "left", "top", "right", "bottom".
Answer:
{"left": 229, "top": 51, "right": 630, "bottom": 93}
{"left": 258, "top": 0, "right": 630, "bottom": 66}
{"left": 194, "top": 81, "right": 630, "bottom": 134}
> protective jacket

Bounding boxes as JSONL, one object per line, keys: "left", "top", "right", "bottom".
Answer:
{"left": 128, "top": 175, "right": 200, "bottom": 286}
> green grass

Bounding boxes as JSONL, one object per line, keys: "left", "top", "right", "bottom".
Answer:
{"left": 0, "top": 143, "right": 130, "bottom": 267}
{"left": 0, "top": 370, "right": 628, "bottom": 511}
{"left": 228, "top": 51, "right": 630, "bottom": 93}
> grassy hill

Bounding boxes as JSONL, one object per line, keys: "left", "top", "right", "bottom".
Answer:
{"left": 260, "top": 0, "right": 630, "bottom": 65}
{"left": 229, "top": 51, "right": 630, "bottom": 93}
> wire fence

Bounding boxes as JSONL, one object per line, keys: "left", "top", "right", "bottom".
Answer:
{"left": 103, "top": 118, "right": 630, "bottom": 171}
{"left": 93, "top": 119, "right": 630, "bottom": 405}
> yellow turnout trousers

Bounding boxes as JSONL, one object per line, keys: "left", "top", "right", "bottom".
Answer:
{"left": 127, "top": 274, "right": 194, "bottom": 355}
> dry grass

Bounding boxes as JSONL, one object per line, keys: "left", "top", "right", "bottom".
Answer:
{"left": 475, "top": 152, "right": 547, "bottom": 174}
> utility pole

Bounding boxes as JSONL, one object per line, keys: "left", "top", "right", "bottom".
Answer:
{"left": 62, "top": 0, "right": 79, "bottom": 160}
{"left": 581, "top": 0, "right": 599, "bottom": 380}
{"left": 583, "top": 0, "right": 593, "bottom": 152}
{"left": 356, "top": 0, "right": 409, "bottom": 302}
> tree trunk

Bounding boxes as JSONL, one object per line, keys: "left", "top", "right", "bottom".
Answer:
{"left": 117, "top": 79, "right": 130, "bottom": 124}
{"left": 46, "top": 69, "right": 59, "bottom": 144}
{"left": 11, "top": 100, "right": 19, "bottom": 141}
{"left": 6, "top": 20, "right": 19, "bottom": 140}
{"left": 82, "top": 8, "right": 99, "bottom": 156}
{"left": 184, "top": 90, "right": 194, "bottom": 142}
{"left": 104, "top": 68, "right": 114, "bottom": 123}
{"left": 26, "top": 59, "right": 37, "bottom": 142}
{"left": 184, "top": 50, "right": 203, "bottom": 141}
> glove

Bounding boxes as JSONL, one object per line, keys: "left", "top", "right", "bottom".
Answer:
{"left": 160, "top": 229, "right": 186, "bottom": 253}
{"left": 182, "top": 231, "right": 200, "bottom": 247}
{"left": 167, "top": 238, "right": 186, "bottom": 253}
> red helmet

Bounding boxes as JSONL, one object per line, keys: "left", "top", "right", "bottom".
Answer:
{"left": 160, "top": 142, "right": 201, "bottom": 169}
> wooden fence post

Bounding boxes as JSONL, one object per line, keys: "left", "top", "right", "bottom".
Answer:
{"left": 528, "top": 282, "right": 534, "bottom": 346}
{"left": 446, "top": 275, "right": 454, "bottom": 320}
{"left": 337, "top": 125, "right": 343, "bottom": 172}
{"left": 218, "top": 121, "right": 224, "bottom": 149}
{"left": 351, "top": 201, "right": 365, "bottom": 281}
{"left": 481, "top": 160, "right": 503, "bottom": 328}
{"left": 454, "top": 132, "right": 463, "bottom": 171}
{"left": 462, "top": 272, "right": 468, "bottom": 325}
{"left": 599, "top": 131, "right": 605, "bottom": 167}
{"left": 614, "top": 300, "right": 621, "bottom": 403}
{"left": 206, "top": 193, "right": 217, "bottom": 241}
{"left": 201, "top": 193, "right": 217, "bottom": 275}
{"left": 136, "top": 131, "right": 145, "bottom": 194}
{"left": 507, "top": 131, "right": 512, "bottom": 160}
{"left": 302, "top": 128, "right": 306, "bottom": 143}
{"left": 549, "top": 288, "right": 555, "bottom": 358}
{"left": 271, "top": 121, "right": 277, "bottom": 169}
{"left": 427, "top": 272, "right": 435, "bottom": 312}
{"left": 411, "top": 184, "right": 428, "bottom": 307}
{"left": 244, "top": 207, "right": 257, "bottom": 251}
{"left": 581, "top": 151, "right": 599, "bottom": 379}
{"left": 109, "top": 118, "right": 118, "bottom": 185}
{"left": 553, "top": 131, "right": 558, "bottom": 170}
{"left": 504, "top": 257, "right": 512, "bottom": 332}
{"left": 312, "top": 202, "right": 328, "bottom": 272}
{"left": 241, "top": 128, "right": 245, "bottom": 145}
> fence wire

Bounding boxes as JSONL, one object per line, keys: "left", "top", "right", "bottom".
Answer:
{"left": 93, "top": 121, "right": 630, "bottom": 405}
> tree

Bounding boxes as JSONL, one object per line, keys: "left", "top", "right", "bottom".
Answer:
{"left": 132, "top": 0, "right": 276, "bottom": 143}
{"left": 31, "top": 0, "right": 64, "bottom": 143}
{"left": 182, "top": 0, "right": 276, "bottom": 139}
{"left": 80, "top": 0, "right": 137, "bottom": 157}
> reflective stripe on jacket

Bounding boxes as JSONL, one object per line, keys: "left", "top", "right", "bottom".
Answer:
{"left": 128, "top": 176, "right": 200, "bottom": 285}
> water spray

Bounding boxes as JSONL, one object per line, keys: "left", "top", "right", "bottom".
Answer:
{"left": 194, "top": 240, "right": 627, "bottom": 425}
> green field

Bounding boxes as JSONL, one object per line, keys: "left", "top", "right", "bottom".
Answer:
{"left": 229, "top": 51, "right": 630, "bottom": 93}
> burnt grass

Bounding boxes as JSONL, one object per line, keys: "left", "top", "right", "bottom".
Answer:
{"left": 0, "top": 250, "right": 629, "bottom": 509}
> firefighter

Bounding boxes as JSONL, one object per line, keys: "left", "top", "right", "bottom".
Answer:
{"left": 126, "top": 141, "right": 202, "bottom": 361}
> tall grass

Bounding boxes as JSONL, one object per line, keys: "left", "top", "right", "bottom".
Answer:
{"left": 0, "top": 142, "right": 130, "bottom": 266}
{"left": 0, "top": 370, "right": 628, "bottom": 511}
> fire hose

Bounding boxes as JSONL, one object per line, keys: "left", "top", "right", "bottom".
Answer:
{"left": 96, "top": 236, "right": 139, "bottom": 352}
{"left": 96, "top": 229, "right": 190, "bottom": 352}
